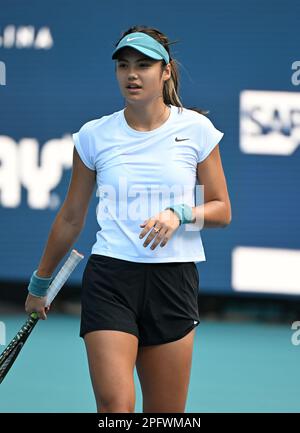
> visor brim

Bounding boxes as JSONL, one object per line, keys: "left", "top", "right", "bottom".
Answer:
{"left": 112, "top": 45, "right": 165, "bottom": 62}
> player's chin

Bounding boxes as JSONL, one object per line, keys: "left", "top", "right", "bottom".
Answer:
{"left": 124, "top": 94, "right": 150, "bottom": 105}
{"left": 123, "top": 89, "right": 144, "bottom": 98}
{"left": 124, "top": 94, "right": 143, "bottom": 101}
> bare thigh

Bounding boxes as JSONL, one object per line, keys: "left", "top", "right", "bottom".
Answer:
{"left": 84, "top": 330, "right": 139, "bottom": 413}
{"left": 136, "top": 328, "right": 196, "bottom": 413}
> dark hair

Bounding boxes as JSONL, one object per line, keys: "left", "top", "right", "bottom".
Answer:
{"left": 114, "top": 25, "right": 208, "bottom": 115}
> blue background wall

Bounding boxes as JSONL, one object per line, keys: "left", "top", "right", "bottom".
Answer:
{"left": 0, "top": 0, "right": 299, "bottom": 295}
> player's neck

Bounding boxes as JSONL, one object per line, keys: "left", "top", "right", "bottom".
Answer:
{"left": 124, "top": 101, "right": 170, "bottom": 132}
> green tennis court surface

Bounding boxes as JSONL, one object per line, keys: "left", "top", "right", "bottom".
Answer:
{"left": 0, "top": 315, "right": 299, "bottom": 412}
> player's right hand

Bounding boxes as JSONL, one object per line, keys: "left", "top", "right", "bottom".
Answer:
{"left": 25, "top": 293, "right": 50, "bottom": 320}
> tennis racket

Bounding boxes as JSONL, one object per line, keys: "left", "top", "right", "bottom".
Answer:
{"left": 0, "top": 249, "right": 84, "bottom": 384}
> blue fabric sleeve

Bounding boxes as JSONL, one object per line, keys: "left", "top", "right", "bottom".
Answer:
{"left": 72, "top": 125, "right": 95, "bottom": 170}
{"left": 197, "top": 116, "right": 224, "bottom": 163}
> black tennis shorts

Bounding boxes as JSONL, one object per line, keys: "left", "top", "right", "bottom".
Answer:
{"left": 80, "top": 254, "right": 200, "bottom": 346}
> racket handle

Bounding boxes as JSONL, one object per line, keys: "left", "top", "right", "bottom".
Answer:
{"left": 46, "top": 249, "right": 84, "bottom": 307}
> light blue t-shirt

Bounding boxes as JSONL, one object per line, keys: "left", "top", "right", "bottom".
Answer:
{"left": 72, "top": 105, "right": 224, "bottom": 263}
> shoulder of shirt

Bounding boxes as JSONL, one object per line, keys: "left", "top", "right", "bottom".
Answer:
{"left": 178, "top": 106, "right": 213, "bottom": 126}
{"left": 77, "top": 109, "right": 123, "bottom": 133}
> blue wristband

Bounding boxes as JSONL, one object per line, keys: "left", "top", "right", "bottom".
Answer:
{"left": 28, "top": 270, "right": 53, "bottom": 297}
{"left": 165, "top": 204, "right": 194, "bottom": 225}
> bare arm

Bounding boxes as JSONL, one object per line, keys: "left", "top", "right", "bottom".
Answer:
{"left": 36, "top": 147, "right": 96, "bottom": 277}
{"left": 192, "top": 144, "right": 232, "bottom": 228}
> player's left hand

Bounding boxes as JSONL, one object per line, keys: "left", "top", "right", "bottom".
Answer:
{"left": 139, "top": 209, "right": 180, "bottom": 250}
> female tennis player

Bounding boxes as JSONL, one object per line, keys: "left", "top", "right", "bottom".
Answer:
{"left": 25, "top": 25, "right": 231, "bottom": 413}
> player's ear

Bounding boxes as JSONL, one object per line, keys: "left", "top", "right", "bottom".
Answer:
{"left": 163, "top": 63, "right": 171, "bottom": 82}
